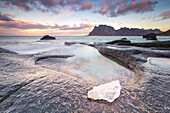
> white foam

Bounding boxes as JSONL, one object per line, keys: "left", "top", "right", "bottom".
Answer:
{"left": 107, "top": 46, "right": 118, "bottom": 49}
{"left": 0, "top": 40, "right": 75, "bottom": 55}
{"left": 88, "top": 80, "right": 121, "bottom": 102}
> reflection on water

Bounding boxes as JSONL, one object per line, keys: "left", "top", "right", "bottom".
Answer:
{"left": 37, "top": 45, "right": 136, "bottom": 85}
{"left": 152, "top": 58, "right": 170, "bottom": 64}
{"left": 147, "top": 57, "right": 170, "bottom": 69}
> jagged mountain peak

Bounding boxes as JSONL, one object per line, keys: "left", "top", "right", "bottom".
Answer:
{"left": 88, "top": 25, "right": 162, "bottom": 36}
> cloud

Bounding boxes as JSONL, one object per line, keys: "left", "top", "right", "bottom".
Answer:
{"left": 52, "top": 23, "right": 93, "bottom": 30}
{"left": 0, "top": 19, "right": 93, "bottom": 30}
{"left": 0, "top": 0, "right": 84, "bottom": 13}
{"left": 9, "top": 0, "right": 32, "bottom": 11}
{"left": 51, "top": 24, "right": 69, "bottom": 29}
{"left": 96, "top": 0, "right": 129, "bottom": 16}
{"left": 1, "top": 0, "right": 94, "bottom": 13}
{"left": 0, "top": 0, "right": 34, "bottom": 11}
{"left": 0, "top": 20, "right": 49, "bottom": 29}
{"left": 79, "top": 0, "right": 93, "bottom": 10}
{"left": 116, "top": 0, "right": 158, "bottom": 16}
{"left": 97, "top": 0, "right": 158, "bottom": 17}
{"left": 81, "top": 18, "right": 89, "bottom": 21}
{"left": 39, "top": 0, "right": 57, "bottom": 8}
{"left": 158, "top": 10, "right": 170, "bottom": 20}
{"left": 99, "top": 4, "right": 108, "bottom": 15}
{"left": 0, "top": 12, "right": 14, "bottom": 21}
{"left": 80, "top": 23, "right": 93, "bottom": 27}
{"left": 0, "top": 0, "right": 158, "bottom": 18}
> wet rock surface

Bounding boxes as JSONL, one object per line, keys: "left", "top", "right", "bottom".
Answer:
{"left": 0, "top": 43, "right": 170, "bottom": 112}
{"left": 65, "top": 41, "right": 95, "bottom": 47}
{"left": 105, "top": 38, "right": 131, "bottom": 45}
{"left": 97, "top": 43, "right": 170, "bottom": 112}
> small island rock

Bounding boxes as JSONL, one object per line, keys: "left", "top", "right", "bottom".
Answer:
{"left": 143, "top": 33, "right": 157, "bottom": 40}
{"left": 40, "top": 35, "right": 56, "bottom": 40}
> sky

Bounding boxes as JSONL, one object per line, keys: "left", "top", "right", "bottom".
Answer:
{"left": 0, "top": 0, "right": 170, "bottom": 36}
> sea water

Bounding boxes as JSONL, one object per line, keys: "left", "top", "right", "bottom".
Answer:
{"left": 0, "top": 36, "right": 170, "bottom": 54}
{"left": 0, "top": 36, "right": 170, "bottom": 84}
{"left": 0, "top": 36, "right": 169, "bottom": 58}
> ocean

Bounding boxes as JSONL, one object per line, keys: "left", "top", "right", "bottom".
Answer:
{"left": 0, "top": 36, "right": 170, "bottom": 54}
{"left": 0, "top": 35, "right": 169, "bottom": 84}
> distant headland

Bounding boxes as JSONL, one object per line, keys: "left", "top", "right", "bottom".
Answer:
{"left": 88, "top": 25, "right": 170, "bottom": 36}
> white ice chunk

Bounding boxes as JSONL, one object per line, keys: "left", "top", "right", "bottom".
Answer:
{"left": 88, "top": 80, "right": 121, "bottom": 102}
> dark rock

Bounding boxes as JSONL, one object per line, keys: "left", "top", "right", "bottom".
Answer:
{"left": 126, "top": 41, "right": 170, "bottom": 48}
{"left": 143, "top": 33, "right": 157, "bottom": 40}
{"left": 0, "top": 47, "right": 16, "bottom": 54}
{"left": 65, "top": 42, "right": 77, "bottom": 46}
{"left": 106, "top": 38, "right": 131, "bottom": 44}
{"left": 40, "top": 35, "right": 56, "bottom": 40}
{"left": 98, "top": 43, "right": 170, "bottom": 72}
{"left": 65, "top": 42, "right": 95, "bottom": 47}
{"left": 65, "top": 42, "right": 87, "bottom": 46}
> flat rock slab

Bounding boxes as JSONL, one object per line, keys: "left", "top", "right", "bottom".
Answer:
{"left": 0, "top": 47, "right": 170, "bottom": 112}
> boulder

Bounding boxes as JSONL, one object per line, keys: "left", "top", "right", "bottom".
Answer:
{"left": 143, "top": 33, "right": 157, "bottom": 40}
{"left": 106, "top": 38, "right": 131, "bottom": 44}
{"left": 40, "top": 35, "right": 56, "bottom": 40}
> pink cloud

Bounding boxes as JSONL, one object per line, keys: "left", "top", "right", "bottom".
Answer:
{"left": 0, "top": 20, "right": 49, "bottom": 29}
{"left": 6, "top": 13, "right": 16, "bottom": 18}
{"left": 117, "top": 0, "right": 157, "bottom": 16}
{"left": 0, "top": 19, "right": 93, "bottom": 30}
{"left": 54, "top": 23, "right": 93, "bottom": 30}
{"left": 0, "top": 12, "right": 14, "bottom": 21}
{"left": 79, "top": 0, "right": 93, "bottom": 10}
{"left": 67, "top": 0, "right": 82, "bottom": 5}
{"left": 80, "top": 23, "right": 93, "bottom": 27}
{"left": 12, "top": 0, "right": 32, "bottom": 11}
{"left": 99, "top": 4, "right": 108, "bottom": 15}
{"left": 158, "top": 10, "right": 170, "bottom": 20}
{"left": 97, "top": 0, "right": 158, "bottom": 17}
{"left": 1, "top": 0, "right": 84, "bottom": 13}
{"left": 3, "top": 2, "right": 14, "bottom": 9}
{"left": 39, "top": 0, "right": 57, "bottom": 7}
{"left": 67, "top": 0, "right": 72, "bottom": 4}
{"left": 0, "top": 0, "right": 158, "bottom": 17}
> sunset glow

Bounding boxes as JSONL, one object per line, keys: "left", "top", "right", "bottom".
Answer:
{"left": 0, "top": 0, "right": 169, "bottom": 36}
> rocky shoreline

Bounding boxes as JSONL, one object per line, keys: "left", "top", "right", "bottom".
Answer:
{"left": 96, "top": 41, "right": 170, "bottom": 81}
{"left": 95, "top": 41, "right": 170, "bottom": 112}
{"left": 0, "top": 39, "right": 170, "bottom": 112}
